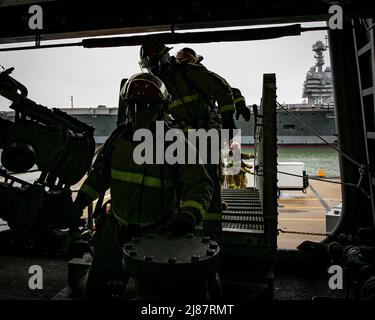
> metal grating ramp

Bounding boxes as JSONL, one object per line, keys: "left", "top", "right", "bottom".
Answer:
{"left": 219, "top": 188, "right": 267, "bottom": 258}
{"left": 222, "top": 188, "right": 264, "bottom": 233}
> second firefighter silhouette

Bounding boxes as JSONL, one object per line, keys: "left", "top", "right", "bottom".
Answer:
{"left": 175, "top": 47, "right": 251, "bottom": 123}
{"left": 139, "top": 39, "right": 236, "bottom": 234}
{"left": 71, "top": 73, "right": 213, "bottom": 299}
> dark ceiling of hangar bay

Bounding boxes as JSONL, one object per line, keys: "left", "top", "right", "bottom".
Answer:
{"left": 0, "top": 0, "right": 374, "bottom": 44}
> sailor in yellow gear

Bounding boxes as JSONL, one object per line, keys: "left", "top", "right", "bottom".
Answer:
{"left": 140, "top": 40, "right": 236, "bottom": 234}
{"left": 225, "top": 142, "right": 254, "bottom": 189}
{"left": 70, "top": 73, "right": 213, "bottom": 299}
{"left": 236, "top": 160, "right": 253, "bottom": 189}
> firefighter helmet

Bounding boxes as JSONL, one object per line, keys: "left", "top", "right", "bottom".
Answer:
{"left": 175, "top": 47, "right": 203, "bottom": 64}
{"left": 120, "top": 73, "right": 168, "bottom": 129}
{"left": 139, "top": 39, "right": 172, "bottom": 71}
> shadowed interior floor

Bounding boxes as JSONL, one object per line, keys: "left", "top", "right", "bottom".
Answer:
{"left": 0, "top": 254, "right": 345, "bottom": 300}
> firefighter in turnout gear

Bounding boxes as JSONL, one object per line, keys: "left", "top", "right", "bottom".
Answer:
{"left": 139, "top": 39, "right": 236, "bottom": 234}
{"left": 175, "top": 47, "right": 251, "bottom": 122}
{"left": 70, "top": 73, "right": 213, "bottom": 299}
{"left": 224, "top": 141, "right": 254, "bottom": 189}
{"left": 174, "top": 47, "right": 252, "bottom": 208}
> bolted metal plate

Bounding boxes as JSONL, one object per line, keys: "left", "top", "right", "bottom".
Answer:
{"left": 123, "top": 234, "right": 220, "bottom": 281}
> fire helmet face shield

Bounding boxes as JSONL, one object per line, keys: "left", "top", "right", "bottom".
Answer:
{"left": 120, "top": 73, "right": 168, "bottom": 129}
{"left": 139, "top": 40, "right": 172, "bottom": 74}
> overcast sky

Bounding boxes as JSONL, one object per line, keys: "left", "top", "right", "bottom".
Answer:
{"left": 0, "top": 22, "right": 329, "bottom": 111}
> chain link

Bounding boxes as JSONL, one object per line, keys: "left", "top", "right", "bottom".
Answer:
{"left": 277, "top": 228, "right": 329, "bottom": 237}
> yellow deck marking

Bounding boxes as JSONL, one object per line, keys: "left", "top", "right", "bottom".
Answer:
{"left": 279, "top": 198, "right": 319, "bottom": 201}
{"left": 279, "top": 198, "right": 341, "bottom": 201}
{"left": 278, "top": 206, "right": 323, "bottom": 209}
{"left": 278, "top": 218, "right": 325, "bottom": 221}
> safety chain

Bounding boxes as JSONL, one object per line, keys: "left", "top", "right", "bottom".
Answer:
{"left": 277, "top": 228, "right": 329, "bottom": 237}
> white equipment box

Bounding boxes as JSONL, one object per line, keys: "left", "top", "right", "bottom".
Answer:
{"left": 245, "top": 161, "right": 308, "bottom": 192}
{"left": 277, "top": 162, "right": 307, "bottom": 190}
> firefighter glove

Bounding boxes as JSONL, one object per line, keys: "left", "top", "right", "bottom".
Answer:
{"left": 164, "top": 211, "right": 196, "bottom": 235}
{"left": 235, "top": 104, "right": 251, "bottom": 121}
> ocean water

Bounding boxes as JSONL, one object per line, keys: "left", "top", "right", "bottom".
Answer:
{"left": 0, "top": 147, "right": 341, "bottom": 178}
{"left": 243, "top": 147, "right": 341, "bottom": 178}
